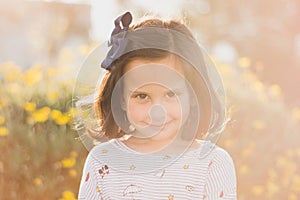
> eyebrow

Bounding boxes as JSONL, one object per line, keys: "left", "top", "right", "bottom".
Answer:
{"left": 128, "top": 90, "right": 151, "bottom": 95}
{"left": 128, "top": 86, "right": 186, "bottom": 94}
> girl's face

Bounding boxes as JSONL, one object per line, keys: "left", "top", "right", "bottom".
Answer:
{"left": 122, "top": 56, "right": 192, "bottom": 142}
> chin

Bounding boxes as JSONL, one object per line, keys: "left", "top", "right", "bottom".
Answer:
{"left": 151, "top": 128, "right": 180, "bottom": 141}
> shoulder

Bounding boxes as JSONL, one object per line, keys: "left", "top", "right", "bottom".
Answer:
{"left": 210, "top": 145, "right": 234, "bottom": 165}
{"left": 206, "top": 145, "right": 236, "bottom": 181}
{"left": 84, "top": 139, "right": 117, "bottom": 165}
{"left": 204, "top": 145, "right": 237, "bottom": 198}
{"left": 205, "top": 145, "right": 236, "bottom": 174}
{"left": 89, "top": 139, "right": 115, "bottom": 155}
{"left": 199, "top": 144, "right": 236, "bottom": 175}
{"left": 197, "top": 141, "right": 234, "bottom": 165}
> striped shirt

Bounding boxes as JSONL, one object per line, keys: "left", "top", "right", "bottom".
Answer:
{"left": 78, "top": 139, "right": 237, "bottom": 199}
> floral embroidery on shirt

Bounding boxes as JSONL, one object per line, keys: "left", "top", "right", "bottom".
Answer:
{"left": 208, "top": 161, "right": 213, "bottom": 167}
{"left": 85, "top": 172, "right": 90, "bottom": 182}
{"left": 99, "top": 164, "right": 109, "bottom": 178}
{"left": 186, "top": 185, "right": 194, "bottom": 192}
{"left": 102, "top": 149, "right": 108, "bottom": 153}
{"left": 168, "top": 194, "right": 174, "bottom": 200}
{"left": 219, "top": 190, "right": 224, "bottom": 197}
{"left": 130, "top": 164, "right": 136, "bottom": 170}
{"left": 96, "top": 186, "right": 101, "bottom": 192}
{"left": 96, "top": 186, "right": 105, "bottom": 200}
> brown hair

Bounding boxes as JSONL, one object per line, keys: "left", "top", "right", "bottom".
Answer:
{"left": 95, "top": 18, "right": 212, "bottom": 140}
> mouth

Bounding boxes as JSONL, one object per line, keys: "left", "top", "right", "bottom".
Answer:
{"left": 148, "top": 120, "right": 172, "bottom": 129}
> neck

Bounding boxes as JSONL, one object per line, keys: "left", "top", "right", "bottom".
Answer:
{"left": 120, "top": 134, "right": 200, "bottom": 154}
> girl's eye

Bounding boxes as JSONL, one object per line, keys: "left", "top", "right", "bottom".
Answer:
{"left": 166, "top": 91, "right": 176, "bottom": 98}
{"left": 135, "top": 93, "right": 149, "bottom": 99}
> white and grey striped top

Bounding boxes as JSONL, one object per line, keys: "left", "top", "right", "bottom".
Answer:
{"left": 78, "top": 139, "right": 237, "bottom": 200}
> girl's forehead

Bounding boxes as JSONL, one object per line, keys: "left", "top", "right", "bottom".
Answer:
{"left": 122, "top": 59, "right": 186, "bottom": 90}
{"left": 124, "top": 55, "right": 185, "bottom": 75}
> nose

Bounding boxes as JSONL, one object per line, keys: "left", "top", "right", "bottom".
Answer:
{"left": 148, "top": 104, "right": 166, "bottom": 124}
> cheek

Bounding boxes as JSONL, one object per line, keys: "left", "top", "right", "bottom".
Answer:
{"left": 167, "top": 96, "right": 190, "bottom": 120}
{"left": 127, "top": 101, "right": 149, "bottom": 122}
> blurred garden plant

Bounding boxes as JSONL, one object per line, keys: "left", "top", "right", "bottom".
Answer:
{"left": 0, "top": 45, "right": 92, "bottom": 200}
{"left": 218, "top": 57, "right": 300, "bottom": 199}
{"left": 0, "top": 45, "right": 299, "bottom": 199}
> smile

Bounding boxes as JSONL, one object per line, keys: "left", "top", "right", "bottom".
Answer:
{"left": 148, "top": 120, "right": 173, "bottom": 129}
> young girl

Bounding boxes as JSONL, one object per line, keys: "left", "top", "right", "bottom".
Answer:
{"left": 75, "top": 12, "right": 236, "bottom": 199}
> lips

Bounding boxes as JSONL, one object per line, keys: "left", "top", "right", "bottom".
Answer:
{"left": 148, "top": 120, "right": 172, "bottom": 129}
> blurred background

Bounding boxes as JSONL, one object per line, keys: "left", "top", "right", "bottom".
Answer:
{"left": 0, "top": 0, "right": 299, "bottom": 199}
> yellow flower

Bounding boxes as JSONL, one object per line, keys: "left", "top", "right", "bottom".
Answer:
{"left": 33, "top": 178, "right": 43, "bottom": 186}
{"left": 241, "top": 142, "right": 256, "bottom": 157}
{"left": 69, "top": 169, "right": 77, "bottom": 177}
{"left": 55, "top": 113, "right": 70, "bottom": 125}
{"left": 223, "top": 139, "right": 234, "bottom": 149}
{"left": 292, "top": 107, "right": 300, "bottom": 122}
{"left": 288, "top": 193, "right": 298, "bottom": 200}
{"left": 67, "top": 108, "right": 76, "bottom": 118}
{"left": 239, "top": 164, "right": 249, "bottom": 175}
{"left": 0, "top": 116, "right": 5, "bottom": 125}
{"left": 61, "top": 157, "right": 76, "bottom": 168}
{"left": 240, "top": 71, "right": 256, "bottom": 83}
{"left": 24, "top": 102, "right": 36, "bottom": 112}
{"left": 50, "top": 109, "right": 62, "bottom": 120}
{"left": 23, "top": 65, "right": 43, "bottom": 86}
{"left": 0, "top": 98, "right": 8, "bottom": 109}
{"left": 238, "top": 57, "right": 251, "bottom": 68}
{"left": 59, "top": 48, "right": 74, "bottom": 63}
{"left": 47, "top": 91, "right": 59, "bottom": 102}
{"left": 285, "top": 148, "right": 295, "bottom": 158}
{"left": 0, "top": 126, "right": 9, "bottom": 136}
{"left": 268, "top": 168, "right": 277, "bottom": 181}
{"left": 241, "top": 148, "right": 253, "bottom": 157}
{"left": 276, "top": 156, "right": 287, "bottom": 168}
{"left": 252, "top": 80, "right": 264, "bottom": 92}
{"left": 51, "top": 110, "right": 70, "bottom": 125}
{"left": 7, "top": 83, "right": 22, "bottom": 95}
{"left": 78, "top": 44, "right": 91, "bottom": 56}
{"left": 0, "top": 61, "right": 22, "bottom": 82}
{"left": 266, "top": 181, "right": 279, "bottom": 197}
{"left": 269, "top": 84, "right": 281, "bottom": 97}
{"left": 252, "top": 185, "right": 264, "bottom": 196}
{"left": 70, "top": 151, "right": 78, "bottom": 158}
{"left": 283, "top": 161, "right": 297, "bottom": 183}
{"left": 32, "top": 107, "right": 51, "bottom": 123}
{"left": 61, "top": 78, "right": 74, "bottom": 88}
{"left": 59, "top": 190, "right": 76, "bottom": 200}
{"left": 252, "top": 119, "right": 265, "bottom": 130}
{"left": 291, "top": 175, "right": 300, "bottom": 193}
{"left": 219, "top": 63, "right": 234, "bottom": 78}
{"left": 45, "top": 68, "right": 58, "bottom": 78}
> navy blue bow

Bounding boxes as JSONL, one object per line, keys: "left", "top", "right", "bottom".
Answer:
{"left": 101, "top": 12, "right": 133, "bottom": 71}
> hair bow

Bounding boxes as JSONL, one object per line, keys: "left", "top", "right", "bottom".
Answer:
{"left": 101, "top": 12, "right": 133, "bottom": 71}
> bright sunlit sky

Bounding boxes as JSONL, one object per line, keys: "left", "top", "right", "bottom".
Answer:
{"left": 91, "top": 0, "right": 185, "bottom": 41}
{"left": 35, "top": 0, "right": 187, "bottom": 40}
{"left": 28, "top": 0, "right": 237, "bottom": 63}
